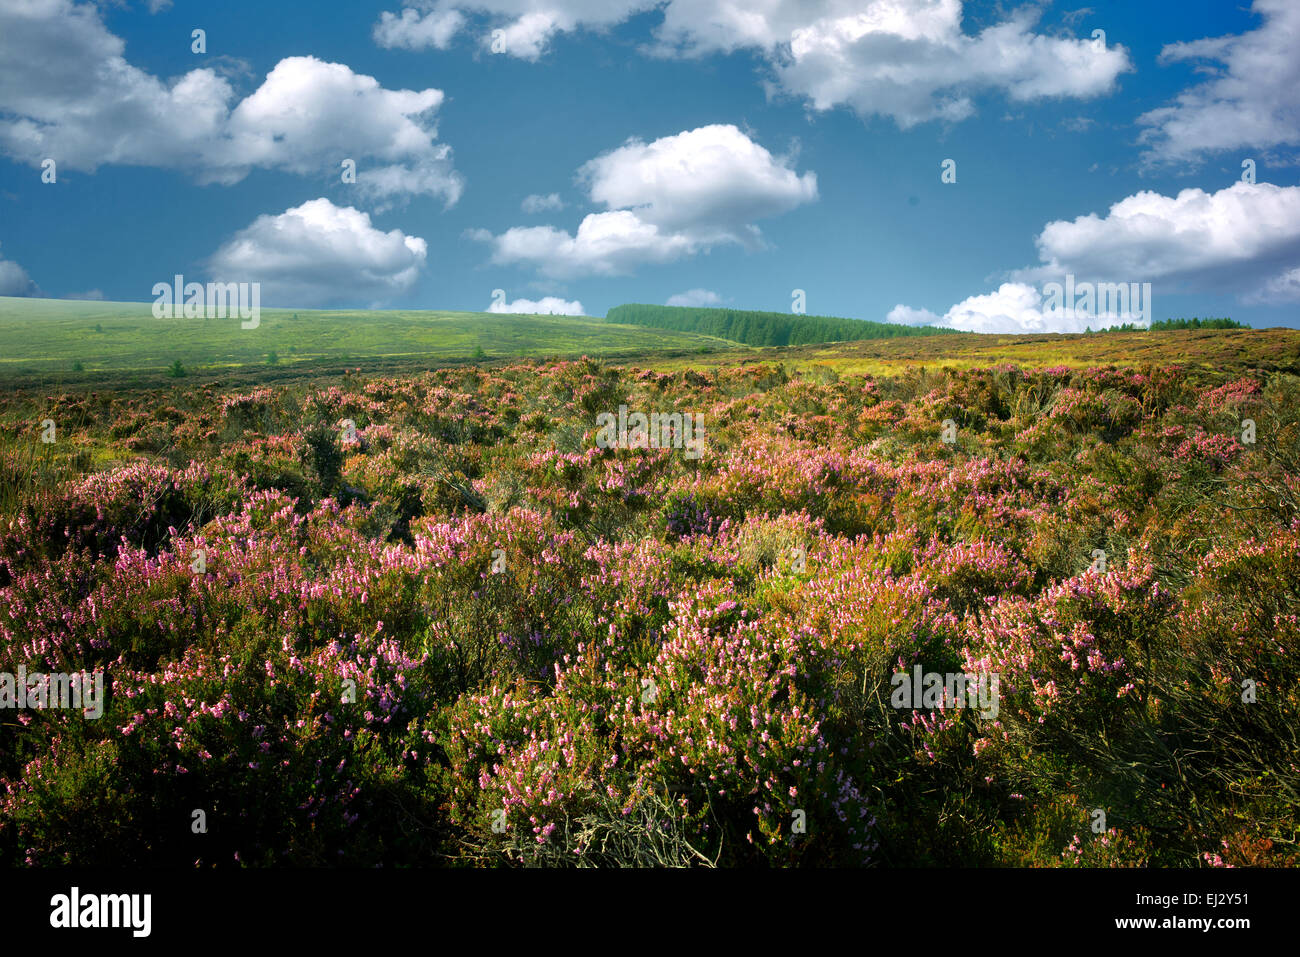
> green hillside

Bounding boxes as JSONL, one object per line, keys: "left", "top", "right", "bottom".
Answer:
{"left": 0, "top": 297, "right": 739, "bottom": 385}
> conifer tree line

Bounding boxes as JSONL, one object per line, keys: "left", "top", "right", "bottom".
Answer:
{"left": 1091, "top": 317, "right": 1247, "bottom": 332}
{"left": 608, "top": 305, "right": 1249, "bottom": 344}
{"left": 605, "top": 303, "right": 961, "bottom": 346}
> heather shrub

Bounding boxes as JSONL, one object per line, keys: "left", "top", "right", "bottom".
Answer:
{"left": 2, "top": 359, "right": 1295, "bottom": 867}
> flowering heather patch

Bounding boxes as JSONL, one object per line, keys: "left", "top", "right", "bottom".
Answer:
{"left": 1, "top": 358, "right": 1297, "bottom": 867}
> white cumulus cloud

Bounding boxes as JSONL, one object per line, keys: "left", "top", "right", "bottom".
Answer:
{"left": 1138, "top": 0, "right": 1300, "bottom": 167}
{"left": 205, "top": 198, "right": 429, "bottom": 307}
{"left": 885, "top": 304, "right": 942, "bottom": 326}
{"left": 374, "top": 1, "right": 651, "bottom": 60}
{"left": 674, "top": 0, "right": 1132, "bottom": 128}
{"left": 488, "top": 295, "right": 585, "bottom": 315}
{"left": 374, "top": 7, "right": 466, "bottom": 50}
{"left": 666, "top": 288, "right": 722, "bottom": 307}
{"left": 0, "top": 245, "right": 39, "bottom": 297}
{"left": 374, "top": 1, "right": 1131, "bottom": 126}
{"left": 888, "top": 281, "right": 1145, "bottom": 334}
{"left": 521, "top": 193, "right": 565, "bottom": 213}
{"left": 0, "top": 1, "right": 461, "bottom": 204}
{"left": 890, "top": 178, "right": 1300, "bottom": 332}
{"left": 1012, "top": 182, "right": 1300, "bottom": 302}
{"left": 1256, "top": 266, "right": 1300, "bottom": 304}
{"left": 484, "top": 124, "right": 817, "bottom": 278}
{"left": 490, "top": 212, "right": 697, "bottom": 279}
{"left": 577, "top": 124, "right": 816, "bottom": 233}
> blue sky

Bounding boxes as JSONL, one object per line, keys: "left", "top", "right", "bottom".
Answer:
{"left": 1, "top": 0, "right": 1298, "bottom": 331}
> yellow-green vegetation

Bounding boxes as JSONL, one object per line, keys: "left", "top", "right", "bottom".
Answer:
{"left": 630, "top": 327, "right": 1300, "bottom": 377}
{"left": 0, "top": 297, "right": 739, "bottom": 387}
{"left": 6, "top": 297, "right": 1296, "bottom": 391}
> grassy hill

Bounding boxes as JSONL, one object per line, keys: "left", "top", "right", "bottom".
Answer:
{"left": 5, "top": 296, "right": 1296, "bottom": 393}
{"left": 634, "top": 326, "right": 1300, "bottom": 377}
{"left": 0, "top": 297, "right": 741, "bottom": 387}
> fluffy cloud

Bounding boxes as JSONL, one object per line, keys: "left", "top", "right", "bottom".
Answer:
{"left": 676, "top": 0, "right": 1131, "bottom": 128}
{"left": 488, "top": 295, "right": 585, "bottom": 315}
{"left": 0, "top": 245, "right": 39, "bottom": 297}
{"left": 373, "top": 7, "right": 466, "bottom": 50}
{"left": 1138, "top": 0, "right": 1300, "bottom": 166}
{"left": 887, "top": 282, "right": 1145, "bottom": 334}
{"left": 885, "top": 304, "right": 942, "bottom": 326}
{"left": 1256, "top": 266, "right": 1300, "bottom": 304}
{"left": 521, "top": 193, "right": 565, "bottom": 213}
{"left": 488, "top": 212, "right": 696, "bottom": 278}
{"left": 666, "top": 288, "right": 722, "bottom": 307}
{"left": 373, "top": 1, "right": 651, "bottom": 60}
{"left": 0, "top": 1, "right": 461, "bottom": 204}
{"left": 1013, "top": 182, "right": 1300, "bottom": 301}
{"left": 205, "top": 199, "right": 428, "bottom": 307}
{"left": 490, "top": 11, "right": 566, "bottom": 60}
{"left": 578, "top": 125, "right": 816, "bottom": 233}
{"left": 890, "top": 179, "right": 1300, "bottom": 332}
{"left": 375, "top": 1, "right": 1130, "bottom": 126}
{"left": 484, "top": 124, "right": 817, "bottom": 278}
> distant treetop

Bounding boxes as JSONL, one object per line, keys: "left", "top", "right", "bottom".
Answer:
{"left": 1085, "top": 317, "right": 1248, "bottom": 333}
{"left": 1149, "top": 317, "right": 1247, "bottom": 331}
